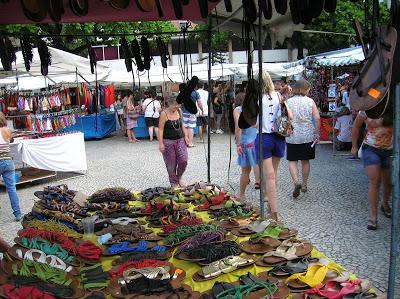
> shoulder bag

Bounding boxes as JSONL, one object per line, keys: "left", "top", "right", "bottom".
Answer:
{"left": 274, "top": 94, "right": 292, "bottom": 137}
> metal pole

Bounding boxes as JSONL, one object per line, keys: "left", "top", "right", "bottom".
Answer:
{"left": 387, "top": 84, "right": 400, "bottom": 299}
{"left": 257, "top": 8, "right": 265, "bottom": 218}
{"left": 207, "top": 16, "right": 212, "bottom": 183}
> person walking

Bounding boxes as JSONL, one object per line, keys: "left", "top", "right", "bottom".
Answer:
{"left": 233, "top": 79, "right": 260, "bottom": 200}
{"left": 286, "top": 79, "right": 321, "bottom": 198}
{"left": 142, "top": 90, "right": 162, "bottom": 141}
{"left": 351, "top": 111, "right": 393, "bottom": 230}
{"left": 182, "top": 76, "right": 204, "bottom": 147}
{"left": 213, "top": 85, "right": 224, "bottom": 134}
{"left": 126, "top": 92, "right": 140, "bottom": 143}
{"left": 256, "top": 71, "right": 292, "bottom": 221}
{"left": 159, "top": 95, "right": 189, "bottom": 188}
{"left": 0, "top": 112, "right": 22, "bottom": 221}
{"left": 196, "top": 81, "right": 209, "bottom": 142}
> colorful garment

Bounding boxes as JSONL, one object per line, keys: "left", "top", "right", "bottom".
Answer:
{"left": 360, "top": 111, "right": 393, "bottom": 150}
{"left": 162, "top": 138, "right": 188, "bottom": 186}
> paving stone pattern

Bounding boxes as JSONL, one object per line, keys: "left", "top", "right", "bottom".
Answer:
{"left": 0, "top": 132, "right": 398, "bottom": 294}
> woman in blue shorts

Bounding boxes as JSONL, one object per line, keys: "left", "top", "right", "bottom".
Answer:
{"left": 351, "top": 111, "right": 393, "bottom": 230}
{"left": 233, "top": 79, "right": 260, "bottom": 201}
{"left": 255, "top": 71, "right": 292, "bottom": 221}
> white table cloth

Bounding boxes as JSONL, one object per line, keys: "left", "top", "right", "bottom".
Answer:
{"left": 10, "top": 132, "right": 87, "bottom": 172}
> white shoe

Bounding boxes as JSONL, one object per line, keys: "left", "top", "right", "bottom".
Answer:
{"left": 210, "top": 130, "right": 216, "bottom": 134}
{"left": 216, "top": 129, "right": 224, "bottom": 134}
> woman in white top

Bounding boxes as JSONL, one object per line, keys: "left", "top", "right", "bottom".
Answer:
{"left": 285, "top": 79, "right": 320, "bottom": 198}
{"left": 142, "top": 90, "right": 162, "bottom": 141}
{"left": 255, "top": 71, "right": 292, "bottom": 221}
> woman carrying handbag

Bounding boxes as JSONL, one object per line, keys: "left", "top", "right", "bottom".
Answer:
{"left": 285, "top": 79, "right": 321, "bottom": 198}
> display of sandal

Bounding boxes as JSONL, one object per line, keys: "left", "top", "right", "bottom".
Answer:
{"left": 258, "top": 238, "right": 313, "bottom": 267}
{"left": 215, "top": 217, "right": 254, "bottom": 230}
{"left": 193, "top": 255, "right": 255, "bottom": 281}
{"left": 240, "top": 236, "right": 282, "bottom": 255}
{"left": 164, "top": 223, "right": 223, "bottom": 246}
{"left": 88, "top": 187, "right": 133, "bottom": 203}
{"left": 174, "top": 231, "right": 234, "bottom": 256}
{"left": 286, "top": 259, "right": 345, "bottom": 290}
{"left": 0, "top": 182, "right": 382, "bottom": 299}
{"left": 175, "top": 240, "right": 241, "bottom": 264}
{"left": 6, "top": 246, "right": 76, "bottom": 274}
{"left": 269, "top": 257, "right": 317, "bottom": 277}
{"left": 304, "top": 279, "right": 373, "bottom": 299}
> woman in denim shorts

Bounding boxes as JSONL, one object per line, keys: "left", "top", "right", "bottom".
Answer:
{"left": 255, "top": 71, "right": 292, "bottom": 221}
{"left": 351, "top": 111, "right": 393, "bottom": 230}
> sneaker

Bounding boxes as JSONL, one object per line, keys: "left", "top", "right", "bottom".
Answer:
{"left": 216, "top": 129, "right": 224, "bottom": 134}
{"left": 210, "top": 130, "right": 216, "bottom": 134}
{"left": 15, "top": 214, "right": 23, "bottom": 222}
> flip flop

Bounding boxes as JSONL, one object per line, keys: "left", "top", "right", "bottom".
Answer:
{"left": 278, "top": 228, "right": 298, "bottom": 240}
{"left": 240, "top": 237, "right": 281, "bottom": 255}
{"left": 238, "top": 220, "right": 274, "bottom": 235}
{"left": 262, "top": 239, "right": 313, "bottom": 266}
{"left": 6, "top": 246, "right": 77, "bottom": 275}
{"left": 211, "top": 281, "right": 236, "bottom": 298}
{"left": 192, "top": 255, "right": 255, "bottom": 281}
{"left": 286, "top": 260, "right": 345, "bottom": 290}
{"left": 269, "top": 257, "right": 317, "bottom": 277}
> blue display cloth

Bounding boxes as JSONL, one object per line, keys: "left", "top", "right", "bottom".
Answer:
{"left": 64, "top": 113, "right": 116, "bottom": 140}
{"left": 134, "top": 115, "right": 198, "bottom": 138}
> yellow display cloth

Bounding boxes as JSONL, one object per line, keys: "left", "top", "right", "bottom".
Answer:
{"left": 100, "top": 200, "right": 358, "bottom": 294}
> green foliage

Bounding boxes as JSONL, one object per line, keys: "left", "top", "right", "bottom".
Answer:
{"left": 0, "top": 21, "right": 177, "bottom": 56}
{"left": 302, "top": 1, "right": 390, "bottom": 54}
{"left": 191, "top": 24, "right": 232, "bottom": 64}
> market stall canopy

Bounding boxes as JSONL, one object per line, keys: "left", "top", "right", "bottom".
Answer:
{"left": 284, "top": 46, "right": 365, "bottom": 68}
{"left": 212, "top": 0, "right": 304, "bottom": 47}
{"left": 0, "top": 73, "right": 103, "bottom": 91}
{"left": 232, "top": 62, "right": 304, "bottom": 80}
{"left": 100, "top": 60, "right": 234, "bottom": 85}
{"left": 0, "top": 47, "right": 110, "bottom": 80}
{"left": 0, "top": 1, "right": 221, "bottom": 24}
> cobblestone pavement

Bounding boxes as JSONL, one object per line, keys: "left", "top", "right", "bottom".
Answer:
{"left": 0, "top": 132, "right": 398, "bottom": 294}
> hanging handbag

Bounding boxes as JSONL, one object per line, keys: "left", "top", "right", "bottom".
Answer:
{"left": 274, "top": 102, "right": 292, "bottom": 137}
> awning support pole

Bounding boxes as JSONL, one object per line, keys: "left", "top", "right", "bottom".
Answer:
{"left": 207, "top": 16, "right": 212, "bottom": 183}
{"left": 387, "top": 84, "right": 400, "bottom": 299}
{"left": 257, "top": 7, "right": 265, "bottom": 218}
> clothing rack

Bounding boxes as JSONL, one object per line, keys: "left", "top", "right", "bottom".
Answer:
{"left": 5, "top": 107, "right": 80, "bottom": 119}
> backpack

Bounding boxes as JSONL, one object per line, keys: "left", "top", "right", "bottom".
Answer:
{"left": 350, "top": 22, "right": 397, "bottom": 119}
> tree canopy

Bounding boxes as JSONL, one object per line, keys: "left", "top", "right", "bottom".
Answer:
{"left": 301, "top": 1, "right": 390, "bottom": 54}
{"left": 0, "top": 21, "right": 178, "bottom": 56}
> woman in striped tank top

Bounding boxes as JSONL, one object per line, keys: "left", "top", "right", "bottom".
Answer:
{"left": 0, "top": 112, "right": 22, "bottom": 221}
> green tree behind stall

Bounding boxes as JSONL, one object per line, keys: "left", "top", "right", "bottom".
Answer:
{"left": 0, "top": 21, "right": 178, "bottom": 56}
{"left": 190, "top": 24, "right": 233, "bottom": 65}
{"left": 301, "top": 1, "right": 390, "bottom": 54}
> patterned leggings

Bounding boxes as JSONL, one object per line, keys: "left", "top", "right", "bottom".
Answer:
{"left": 162, "top": 138, "right": 188, "bottom": 186}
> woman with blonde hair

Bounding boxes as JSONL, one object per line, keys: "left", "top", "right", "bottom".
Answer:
{"left": 286, "top": 79, "right": 320, "bottom": 198}
{"left": 256, "top": 71, "right": 292, "bottom": 220}
{"left": 0, "top": 112, "right": 22, "bottom": 221}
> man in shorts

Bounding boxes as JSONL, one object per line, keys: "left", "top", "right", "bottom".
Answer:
{"left": 182, "top": 81, "right": 204, "bottom": 147}
{"left": 196, "top": 81, "right": 209, "bottom": 142}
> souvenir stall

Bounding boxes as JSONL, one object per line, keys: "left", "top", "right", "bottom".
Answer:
{"left": 0, "top": 46, "right": 115, "bottom": 140}
{"left": 0, "top": 85, "right": 87, "bottom": 184}
{"left": 61, "top": 83, "right": 117, "bottom": 140}
{"left": 0, "top": 0, "right": 391, "bottom": 297}
{"left": 299, "top": 47, "right": 365, "bottom": 141}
